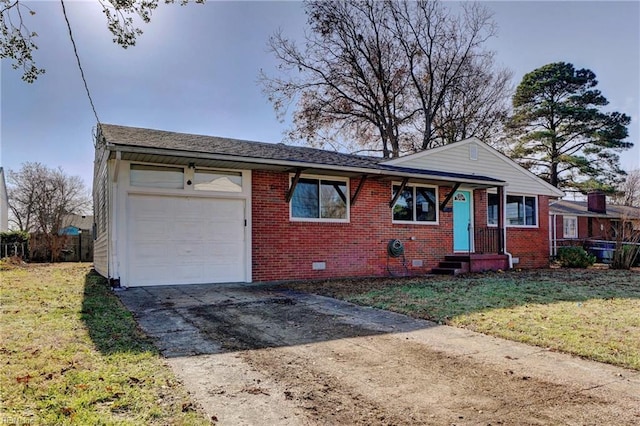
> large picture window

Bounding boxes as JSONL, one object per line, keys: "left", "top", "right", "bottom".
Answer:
{"left": 392, "top": 184, "right": 437, "bottom": 223}
{"left": 291, "top": 177, "right": 348, "bottom": 221}
{"left": 506, "top": 195, "right": 537, "bottom": 226}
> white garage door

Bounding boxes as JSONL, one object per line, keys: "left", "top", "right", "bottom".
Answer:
{"left": 126, "top": 194, "right": 246, "bottom": 286}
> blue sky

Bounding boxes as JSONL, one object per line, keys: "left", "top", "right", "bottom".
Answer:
{"left": 1, "top": 1, "right": 639, "bottom": 189}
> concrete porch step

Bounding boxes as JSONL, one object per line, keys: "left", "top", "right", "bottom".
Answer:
{"left": 431, "top": 267, "right": 463, "bottom": 276}
{"left": 439, "top": 261, "right": 466, "bottom": 269}
{"left": 433, "top": 253, "right": 510, "bottom": 274}
{"left": 445, "top": 254, "right": 471, "bottom": 262}
{"left": 432, "top": 256, "right": 470, "bottom": 275}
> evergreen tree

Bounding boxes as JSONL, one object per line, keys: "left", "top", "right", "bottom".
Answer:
{"left": 508, "top": 62, "right": 632, "bottom": 192}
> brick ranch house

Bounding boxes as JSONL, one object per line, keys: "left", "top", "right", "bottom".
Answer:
{"left": 93, "top": 124, "right": 564, "bottom": 287}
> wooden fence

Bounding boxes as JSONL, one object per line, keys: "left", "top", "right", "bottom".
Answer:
{"left": 2, "top": 233, "right": 93, "bottom": 262}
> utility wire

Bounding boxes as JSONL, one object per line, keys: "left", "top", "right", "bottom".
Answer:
{"left": 60, "top": 0, "right": 101, "bottom": 125}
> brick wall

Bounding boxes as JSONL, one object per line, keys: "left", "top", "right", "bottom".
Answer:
{"left": 252, "top": 170, "right": 455, "bottom": 281}
{"left": 252, "top": 171, "right": 551, "bottom": 281}
{"left": 553, "top": 214, "right": 612, "bottom": 240}
{"left": 506, "top": 195, "right": 551, "bottom": 268}
{"left": 473, "top": 190, "right": 551, "bottom": 268}
{"left": 473, "top": 190, "right": 488, "bottom": 228}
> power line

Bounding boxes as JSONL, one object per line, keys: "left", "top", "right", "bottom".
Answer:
{"left": 60, "top": 0, "right": 101, "bottom": 125}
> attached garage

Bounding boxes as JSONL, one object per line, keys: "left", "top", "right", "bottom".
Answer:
{"left": 92, "top": 134, "right": 253, "bottom": 287}
{"left": 126, "top": 194, "right": 247, "bottom": 286}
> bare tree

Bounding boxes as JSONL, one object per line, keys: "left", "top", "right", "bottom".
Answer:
{"left": 431, "top": 55, "right": 512, "bottom": 146}
{"left": 262, "top": 1, "right": 414, "bottom": 158}
{"left": 611, "top": 169, "right": 640, "bottom": 207}
{"left": 389, "top": 1, "right": 509, "bottom": 150}
{"left": 7, "top": 162, "right": 90, "bottom": 260}
{"left": 261, "top": 0, "right": 511, "bottom": 157}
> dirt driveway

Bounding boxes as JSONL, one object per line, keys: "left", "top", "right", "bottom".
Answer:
{"left": 118, "top": 283, "right": 640, "bottom": 425}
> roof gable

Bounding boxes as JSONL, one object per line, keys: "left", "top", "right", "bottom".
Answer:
{"left": 382, "top": 138, "right": 564, "bottom": 197}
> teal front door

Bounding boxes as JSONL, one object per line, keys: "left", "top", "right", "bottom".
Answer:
{"left": 453, "top": 190, "right": 471, "bottom": 252}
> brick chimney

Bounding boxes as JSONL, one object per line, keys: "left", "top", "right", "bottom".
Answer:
{"left": 587, "top": 191, "right": 606, "bottom": 214}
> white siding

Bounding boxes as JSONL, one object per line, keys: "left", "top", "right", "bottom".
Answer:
{"left": 93, "top": 234, "right": 108, "bottom": 276}
{"left": 387, "top": 139, "right": 564, "bottom": 197}
{"left": 92, "top": 140, "right": 110, "bottom": 277}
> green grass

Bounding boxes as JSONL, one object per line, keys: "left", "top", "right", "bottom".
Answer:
{"left": 0, "top": 263, "right": 210, "bottom": 425}
{"left": 285, "top": 269, "right": 640, "bottom": 370}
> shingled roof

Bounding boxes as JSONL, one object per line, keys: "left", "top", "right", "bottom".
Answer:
{"left": 550, "top": 199, "right": 640, "bottom": 219}
{"left": 98, "top": 124, "right": 505, "bottom": 186}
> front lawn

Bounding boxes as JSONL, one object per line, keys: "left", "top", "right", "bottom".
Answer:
{"left": 0, "top": 262, "right": 210, "bottom": 425}
{"left": 280, "top": 269, "right": 640, "bottom": 370}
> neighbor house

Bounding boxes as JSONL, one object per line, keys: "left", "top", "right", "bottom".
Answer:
{"left": 59, "top": 214, "right": 94, "bottom": 236}
{"left": 93, "top": 124, "right": 564, "bottom": 287}
{"left": 549, "top": 193, "right": 640, "bottom": 260}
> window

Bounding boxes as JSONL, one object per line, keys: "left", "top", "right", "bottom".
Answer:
{"left": 392, "top": 184, "right": 437, "bottom": 223}
{"left": 506, "top": 195, "right": 537, "bottom": 226}
{"left": 194, "top": 169, "right": 242, "bottom": 192}
{"left": 290, "top": 177, "right": 348, "bottom": 221}
{"left": 130, "top": 164, "right": 184, "bottom": 189}
{"left": 487, "top": 192, "right": 499, "bottom": 226}
{"left": 563, "top": 216, "right": 578, "bottom": 238}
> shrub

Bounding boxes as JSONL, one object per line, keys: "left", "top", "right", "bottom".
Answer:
{"left": 557, "top": 246, "right": 596, "bottom": 268}
{"left": 611, "top": 244, "right": 640, "bottom": 270}
{"left": 0, "top": 230, "right": 29, "bottom": 244}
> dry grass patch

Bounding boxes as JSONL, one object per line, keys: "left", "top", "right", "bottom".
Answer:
{"left": 0, "top": 263, "right": 210, "bottom": 425}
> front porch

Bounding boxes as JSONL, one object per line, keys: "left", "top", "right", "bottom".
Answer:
{"left": 432, "top": 225, "right": 508, "bottom": 275}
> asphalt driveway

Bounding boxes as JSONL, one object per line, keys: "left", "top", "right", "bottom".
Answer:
{"left": 118, "top": 283, "right": 640, "bottom": 425}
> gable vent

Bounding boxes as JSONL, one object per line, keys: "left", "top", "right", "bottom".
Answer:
{"left": 469, "top": 144, "right": 478, "bottom": 160}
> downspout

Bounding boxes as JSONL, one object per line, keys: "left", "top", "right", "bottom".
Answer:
{"left": 549, "top": 198, "right": 560, "bottom": 260}
{"left": 502, "top": 187, "right": 513, "bottom": 269}
{"left": 552, "top": 213, "right": 557, "bottom": 259}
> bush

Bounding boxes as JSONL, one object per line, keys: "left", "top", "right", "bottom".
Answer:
{"left": 611, "top": 244, "right": 640, "bottom": 270}
{"left": 0, "top": 230, "right": 29, "bottom": 244}
{"left": 557, "top": 246, "right": 596, "bottom": 268}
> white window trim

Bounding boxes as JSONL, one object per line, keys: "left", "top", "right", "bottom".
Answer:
{"left": 486, "top": 190, "right": 539, "bottom": 228}
{"left": 563, "top": 215, "right": 578, "bottom": 238}
{"left": 391, "top": 182, "right": 439, "bottom": 225}
{"left": 506, "top": 193, "right": 539, "bottom": 228}
{"left": 289, "top": 174, "right": 350, "bottom": 223}
{"left": 487, "top": 191, "right": 499, "bottom": 228}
